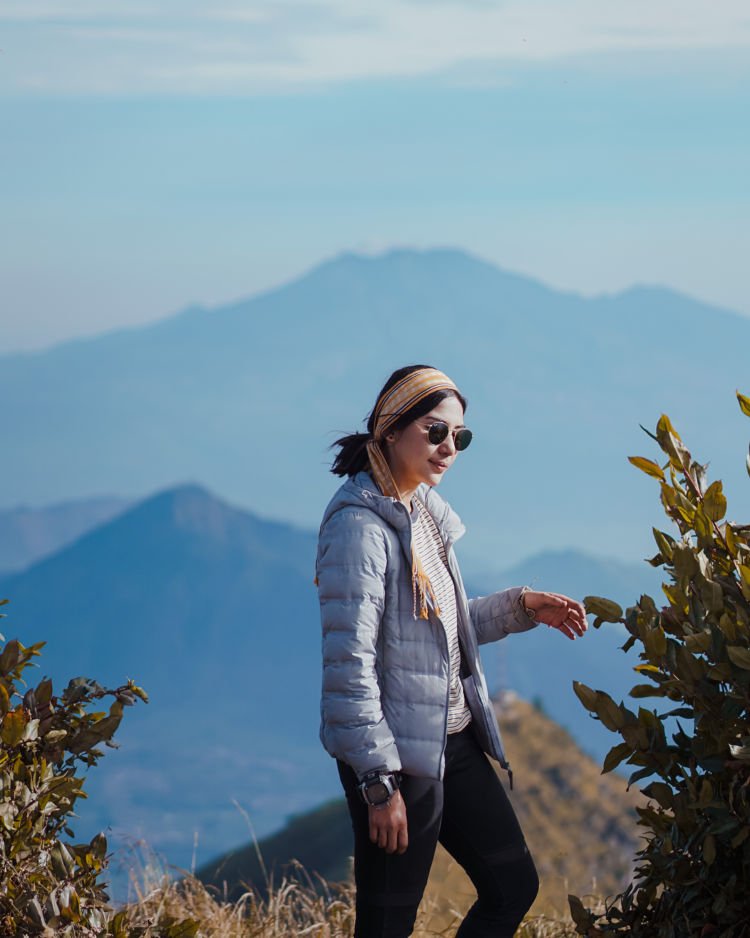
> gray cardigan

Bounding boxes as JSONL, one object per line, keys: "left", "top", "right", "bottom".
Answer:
{"left": 315, "top": 471, "right": 538, "bottom": 783}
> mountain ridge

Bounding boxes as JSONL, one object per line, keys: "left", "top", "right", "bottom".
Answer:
{"left": 4, "top": 248, "right": 747, "bottom": 363}
{"left": 0, "top": 495, "right": 132, "bottom": 574}
{"left": 2, "top": 246, "right": 747, "bottom": 575}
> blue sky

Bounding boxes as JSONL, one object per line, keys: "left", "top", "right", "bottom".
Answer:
{"left": 2, "top": 1, "right": 749, "bottom": 351}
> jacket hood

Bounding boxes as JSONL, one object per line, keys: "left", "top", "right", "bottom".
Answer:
{"left": 320, "top": 471, "right": 466, "bottom": 545}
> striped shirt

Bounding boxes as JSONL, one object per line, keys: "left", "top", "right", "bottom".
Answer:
{"left": 411, "top": 499, "right": 472, "bottom": 734}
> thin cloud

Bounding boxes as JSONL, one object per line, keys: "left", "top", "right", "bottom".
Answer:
{"left": 2, "top": 0, "right": 749, "bottom": 95}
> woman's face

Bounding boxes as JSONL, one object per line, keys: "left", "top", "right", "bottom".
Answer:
{"left": 383, "top": 394, "right": 466, "bottom": 495}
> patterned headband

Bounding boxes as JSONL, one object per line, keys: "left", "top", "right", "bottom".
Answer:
{"left": 372, "top": 368, "right": 460, "bottom": 441}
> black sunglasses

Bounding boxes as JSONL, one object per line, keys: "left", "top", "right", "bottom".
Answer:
{"left": 426, "top": 421, "right": 473, "bottom": 451}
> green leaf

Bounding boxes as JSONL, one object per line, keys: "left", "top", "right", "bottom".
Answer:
{"left": 737, "top": 390, "right": 750, "bottom": 417}
{"left": 725, "top": 523, "right": 738, "bottom": 557}
{"left": 50, "top": 842, "right": 76, "bottom": 878}
{"left": 1, "top": 708, "right": 26, "bottom": 746}
{"left": 703, "top": 480, "right": 727, "bottom": 522}
{"left": 628, "top": 765, "right": 654, "bottom": 787}
{"left": 643, "top": 625, "right": 667, "bottom": 658}
{"left": 629, "top": 684, "right": 665, "bottom": 698}
{"left": 652, "top": 528, "right": 674, "bottom": 562}
{"left": 656, "top": 414, "right": 691, "bottom": 469}
{"left": 596, "top": 692, "right": 627, "bottom": 731}
{"left": 697, "top": 778, "right": 713, "bottom": 806}
{"left": 567, "top": 894, "right": 595, "bottom": 931}
{"left": 582, "top": 596, "right": 623, "bottom": 622}
{"left": 644, "top": 781, "right": 673, "bottom": 808}
{"left": 128, "top": 683, "right": 149, "bottom": 704}
{"left": 35, "top": 678, "right": 53, "bottom": 707}
{"left": 685, "top": 632, "right": 711, "bottom": 653}
{"left": 694, "top": 508, "right": 712, "bottom": 540}
{"left": 703, "top": 833, "right": 716, "bottom": 865}
{"left": 602, "top": 741, "right": 632, "bottom": 774}
{"left": 657, "top": 413, "right": 681, "bottom": 441}
{"left": 0, "top": 640, "right": 21, "bottom": 676}
{"left": 572, "top": 681, "right": 598, "bottom": 712}
{"left": 727, "top": 646, "right": 750, "bottom": 670}
{"left": 629, "top": 456, "right": 665, "bottom": 481}
{"left": 90, "top": 832, "right": 108, "bottom": 859}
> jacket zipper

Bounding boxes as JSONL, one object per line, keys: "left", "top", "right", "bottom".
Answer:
{"left": 444, "top": 541, "right": 513, "bottom": 787}
{"left": 396, "top": 499, "right": 452, "bottom": 779}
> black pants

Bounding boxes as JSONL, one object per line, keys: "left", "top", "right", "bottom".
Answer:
{"left": 337, "top": 725, "right": 539, "bottom": 938}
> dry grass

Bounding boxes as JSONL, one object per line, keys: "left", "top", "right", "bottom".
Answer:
{"left": 124, "top": 868, "right": 355, "bottom": 936}
{"left": 118, "top": 851, "right": 603, "bottom": 937}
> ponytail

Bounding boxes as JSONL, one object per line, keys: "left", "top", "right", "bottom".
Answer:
{"left": 330, "top": 431, "right": 371, "bottom": 478}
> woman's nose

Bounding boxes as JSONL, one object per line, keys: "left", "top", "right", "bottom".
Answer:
{"left": 438, "top": 435, "right": 456, "bottom": 456}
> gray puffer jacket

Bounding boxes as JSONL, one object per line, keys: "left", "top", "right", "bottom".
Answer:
{"left": 316, "top": 470, "right": 538, "bottom": 783}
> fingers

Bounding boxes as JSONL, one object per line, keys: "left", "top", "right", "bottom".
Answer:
{"left": 536, "top": 592, "right": 587, "bottom": 639}
{"left": 564, "top": 603, "right": 588, "bottom": 637}
{"left": 370, "top": 815, "right": 389, "bottom": 850}
{"left": 551, "top": 619, "right": 577, "bottom": 640}
{"left": 368, "top": 797, "right": 408, "bottom": 854}
{"left": 370, "top": 815, "right": 408, "bottom": 853}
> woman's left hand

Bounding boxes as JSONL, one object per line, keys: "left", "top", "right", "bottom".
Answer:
{"left": 521, "top": 590, "right": 588, "bottom": 640}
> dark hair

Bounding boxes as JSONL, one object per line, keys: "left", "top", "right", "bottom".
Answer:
{"left": 330, "top": 364, "right": 468, "bottom": 477}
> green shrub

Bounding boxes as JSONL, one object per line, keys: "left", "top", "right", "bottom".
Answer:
{"left": 568, "top": 392, "right": 750, "bottom": 937}
{"left": 0, "top": 601, "right": 148, "bottom": 935}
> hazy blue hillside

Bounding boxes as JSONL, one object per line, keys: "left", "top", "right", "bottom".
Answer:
{"left": 0, "top": 482, "right": 667, "bottom": 893}
{"left": 0, "top": 484, "right": 332, "bottom": 889}
{"left": 2, "top": 248, "right": 748, "bottom": 567}
{"left": 0, "top": 495, "right": 132, "bottom": 573}
{"left": 2, "top": 484, "right": 318, "bottom": 689}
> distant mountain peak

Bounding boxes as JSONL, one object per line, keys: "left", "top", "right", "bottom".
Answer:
{"left": 143, "top": 482, "right": 217, "bottom": 509}
{"left": 112, "top": 482, "right": 246, "bottom": 536}
{"left": 271, "top": 244, "right": 572, "bottom": 315}
{"left": 303, "top": 244, "right": 539, "bottom": 282}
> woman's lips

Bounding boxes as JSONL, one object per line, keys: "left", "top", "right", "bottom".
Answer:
{"left": 429, "top": 460, "right": 449, "bottom": 472}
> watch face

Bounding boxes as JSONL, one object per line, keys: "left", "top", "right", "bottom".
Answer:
{"left": 366, "top": 781, "right": 390, "bottom": 804}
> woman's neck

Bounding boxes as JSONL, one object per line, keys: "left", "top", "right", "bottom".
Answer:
{"left": 397, "top": 486, "right": 418, "bottom": 511}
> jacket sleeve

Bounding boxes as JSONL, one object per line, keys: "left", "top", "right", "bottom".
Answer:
{"left": 468, "top": 585, "right": 539, "bottom": 645}
{"left": 316, "top": 508, "right": 402, "bottom": 781}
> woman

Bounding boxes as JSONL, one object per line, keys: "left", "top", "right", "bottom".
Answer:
{"left": 315, "top": 365, "right": 587, "bottom": 938}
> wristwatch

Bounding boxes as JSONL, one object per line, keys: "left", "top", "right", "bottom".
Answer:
{"left": 520, "top": 588, "right": 539, "bottom": 622}
{"left": 358, "top": 771, "right": 400, "bottom": 807}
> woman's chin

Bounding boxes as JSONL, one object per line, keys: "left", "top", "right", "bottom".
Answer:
{"left": 424, "top": 469, "right": 446, "bottom": 486}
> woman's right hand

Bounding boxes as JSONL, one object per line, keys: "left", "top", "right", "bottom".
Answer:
{"left": 368, "top": 789, "right": 408, "bottom": 854}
